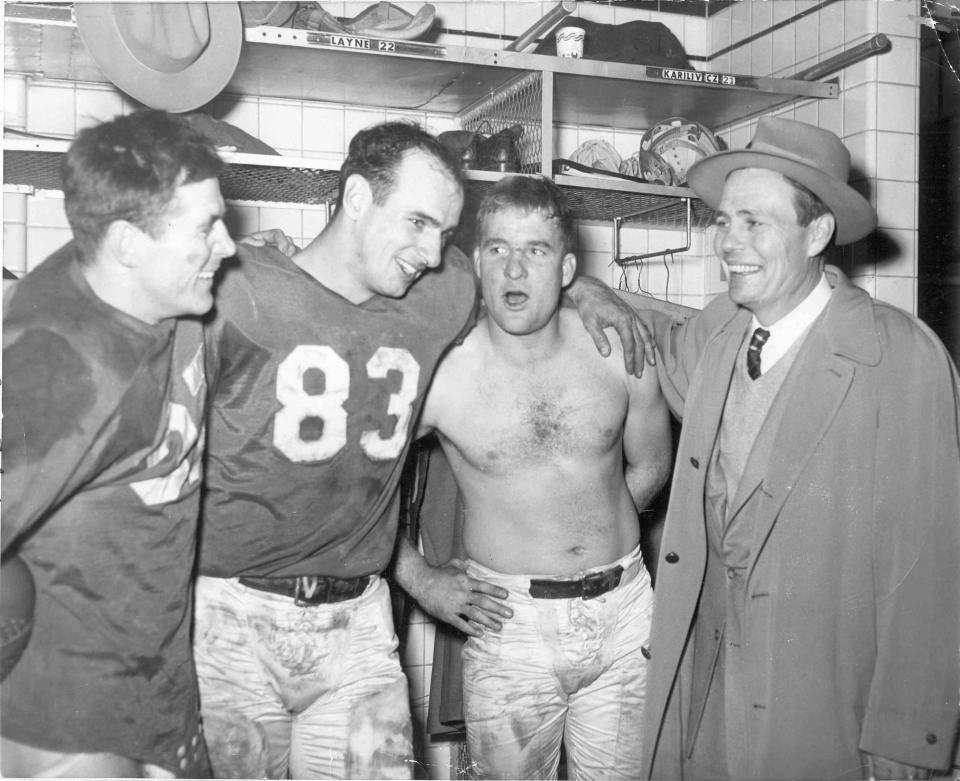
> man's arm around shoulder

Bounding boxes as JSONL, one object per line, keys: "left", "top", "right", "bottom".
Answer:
{"left": 613, "top": 288, "right": 740, "bottom": 417}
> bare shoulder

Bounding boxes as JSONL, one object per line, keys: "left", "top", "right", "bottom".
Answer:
{"left": 559, "top": 309, "right": 631, "bottom": 368}
{"left": 421, "top": 322, "right": 495, "bottom": 437}
{"left": 560, "top": 308, "right": 661, "bottom": 396}
{"left": 430, "top": 321, "right": 489, "bottom": 394}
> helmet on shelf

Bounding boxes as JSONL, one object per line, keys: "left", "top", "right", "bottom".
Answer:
{"left": 640, "top": 117, "right": 723, "bottom": 185}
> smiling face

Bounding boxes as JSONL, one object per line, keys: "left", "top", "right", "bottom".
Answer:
{"left": 474, "top": 205, "right": 576, "bottom": 337}
{"left": 351, "top": 149, "right": 464, "bottom": 301}
{"left": 712, "top": 168, "right": 833, "bottom": 325}
{"left": 133, "top": 177, "right": 235, "bottom": 323}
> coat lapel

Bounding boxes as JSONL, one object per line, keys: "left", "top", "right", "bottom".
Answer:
{"left": 693, "top": 322, "right": 748, "bottom": 455}
{"left": 723, "top": 324, "right": 849, "bottom": 527}
{"left": 744, "top": 270, "right": 881, "bottom": 577}
{"left": 745, "top": 331, "right": 855, "bottom": 574}
{"left": 682, "top": 295, "right": 753, "bottom": 460}
{"left": 643, "top": 310, "right": 748, "bottom": 777}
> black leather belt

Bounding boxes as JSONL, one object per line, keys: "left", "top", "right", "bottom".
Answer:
{"left": 529, "top": 564, "right": 624, "bottom": 600}
{"left": 238, "top": 574, "right": 372, "bottom": 606}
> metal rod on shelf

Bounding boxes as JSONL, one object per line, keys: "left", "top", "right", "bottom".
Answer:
{"left": 612, "top": 198, "right": 692, "bottom": 267}
{"left": 791, "top": 33, "right": 891, "bottom": 81}
{"left": 504, "top": 0, "right": 578, "bottom": 52}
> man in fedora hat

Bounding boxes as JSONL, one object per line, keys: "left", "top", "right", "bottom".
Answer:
{"left": 1, "top": 109, "right": 237, "bottom": 777}
{"left": 632, "top": 117, "right": 960, "bottom": 780}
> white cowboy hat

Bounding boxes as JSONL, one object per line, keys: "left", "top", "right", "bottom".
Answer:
{"left": 686, "top": 117, "right": 877, "bottom": 245}
{"left": 74, "top": 3, "right": 243, "bottom": 114}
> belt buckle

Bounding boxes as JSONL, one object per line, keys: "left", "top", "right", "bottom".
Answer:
{"left": 294, "top": 576, "right": 327, "bottom": 606}
{"left": 581, "top": 566, "right": 623, "bottom": 600}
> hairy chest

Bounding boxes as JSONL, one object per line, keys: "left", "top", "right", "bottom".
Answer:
{"left": 443, "top": 375, "right": 627, "bottom": 470}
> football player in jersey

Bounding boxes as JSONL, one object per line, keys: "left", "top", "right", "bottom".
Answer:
{"left": 2, "top": 109, "right": 236, "bottom": 778}
{"left": 193, "top": 121, "right": 652, "bottom": 779}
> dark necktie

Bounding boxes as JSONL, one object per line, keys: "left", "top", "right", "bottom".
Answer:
{"left": 746, "top": 327, "right": 771, "bottom": 380}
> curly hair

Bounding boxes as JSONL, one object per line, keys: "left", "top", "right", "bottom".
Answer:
{"left": 63, "top": 109, "right": 224, "bottom": 262}
{"left": 475, "top": 175, "right": 576, "bottom": 256}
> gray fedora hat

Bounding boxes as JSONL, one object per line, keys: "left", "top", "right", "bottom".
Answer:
{"left": 75, "top": 3, "right": 242, "bottom": 114}
{"left": 686, "top": 117, "right": 877, "bottom": 245}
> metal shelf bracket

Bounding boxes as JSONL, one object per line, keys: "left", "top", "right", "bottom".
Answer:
{"left": 612, "top": 197, "right": 693, "bottom": 267}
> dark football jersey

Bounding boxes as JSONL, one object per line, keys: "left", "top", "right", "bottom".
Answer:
{"left": 199, "top": 244, "right": 478, "bottom": 578}
{"left": 1, "top": 245, "right": 210, "bottom": 777}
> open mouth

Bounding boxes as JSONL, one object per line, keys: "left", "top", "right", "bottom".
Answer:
{"left": 503, "top": 291, "right": 528, "bottom": 307}
{"left": 724, "top": 261, "right": 762, "bottom": 275}
{"left": 197, "top": 270, "right": 217, "bottom": 281}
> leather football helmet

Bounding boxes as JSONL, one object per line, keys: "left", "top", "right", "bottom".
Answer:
{"left": 640, "top": 117, "right": 723, "bottom": 185}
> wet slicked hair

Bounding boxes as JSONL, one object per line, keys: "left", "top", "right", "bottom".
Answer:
{"left": 335, "top": 121, "right": 463, "bottom": 210}
{"left": 475, "top": 175, "right": 576, "bottom": 256}
{"left": 63, "top": 109, "right": 224, "bottom": 263}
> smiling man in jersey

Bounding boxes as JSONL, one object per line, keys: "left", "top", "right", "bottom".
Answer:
{"left": 193, "top": 121, "right": 651, "bottom": 779}
{"left": 2, "top": 109, "right": 236, "bottom": 778}
{"left": 401, "top": 176, "right": 672, "bottom": 779}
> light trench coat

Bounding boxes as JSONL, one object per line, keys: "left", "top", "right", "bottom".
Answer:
{"left": 631, "top": 267, "right": 960, "bottom": 780}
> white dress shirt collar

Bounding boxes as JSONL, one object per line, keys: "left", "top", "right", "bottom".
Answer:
{"left": 749, "top": 274, "right": 832, "bottom": 373}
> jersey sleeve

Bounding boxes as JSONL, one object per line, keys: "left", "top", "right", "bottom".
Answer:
{"left": 2, "top": 327, "right": 110, "bottom": 550}
{"left": 203, "top": 245, "right": 263, "bottom": 397}
{"left": 439, "top": 245, "right": 481, "bottom": 346}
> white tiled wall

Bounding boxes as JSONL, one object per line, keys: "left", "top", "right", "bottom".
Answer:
{"left": 2, "top": 2, "right": 921, "bottom": 777}
{"left": 710, "top": 0, "right": 922, "bottom": 313}
{"left": 7, "top": 2, "right": 919, "bottom": 308}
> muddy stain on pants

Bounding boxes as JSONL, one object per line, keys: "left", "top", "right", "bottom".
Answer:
{"left": 194, "top": 575, "right": 413, "bottom": 779}
{"left": 462, "top": 547, "right": 652, "bottom": 780}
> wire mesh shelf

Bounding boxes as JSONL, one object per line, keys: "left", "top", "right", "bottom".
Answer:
{"left": 459, "top": 72, "right": 543, "bottom": 175}
{"left": 5, "top": 144, "right": 710, "bottom": 228}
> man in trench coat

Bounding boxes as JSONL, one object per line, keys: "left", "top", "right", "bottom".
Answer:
{"left": 637, "top": 117, "right": 960, "bottom": 780}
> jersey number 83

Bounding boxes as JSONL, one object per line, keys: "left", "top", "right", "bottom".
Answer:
{"left": 274, "top": 345, "right": 420, "bottom": 462}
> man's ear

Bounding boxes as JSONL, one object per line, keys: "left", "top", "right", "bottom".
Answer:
{"left": 561, "top": 252, "right": 577, "bottom": 288}
{"left": 103, "top": 220, "right": 144, "bottom": 270}
{"left": 807, "top": 212, "right": 835, "bottom": 257}
{"left": 341, "top": 173, "right": 373, "bottom": 220}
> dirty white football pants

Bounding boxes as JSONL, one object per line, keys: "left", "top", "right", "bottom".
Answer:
{"left": 462, "top": 546, "right": 652, "bottom": 780}
{"left": 193, "top": 575, "right": 413, "bottom": 779}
